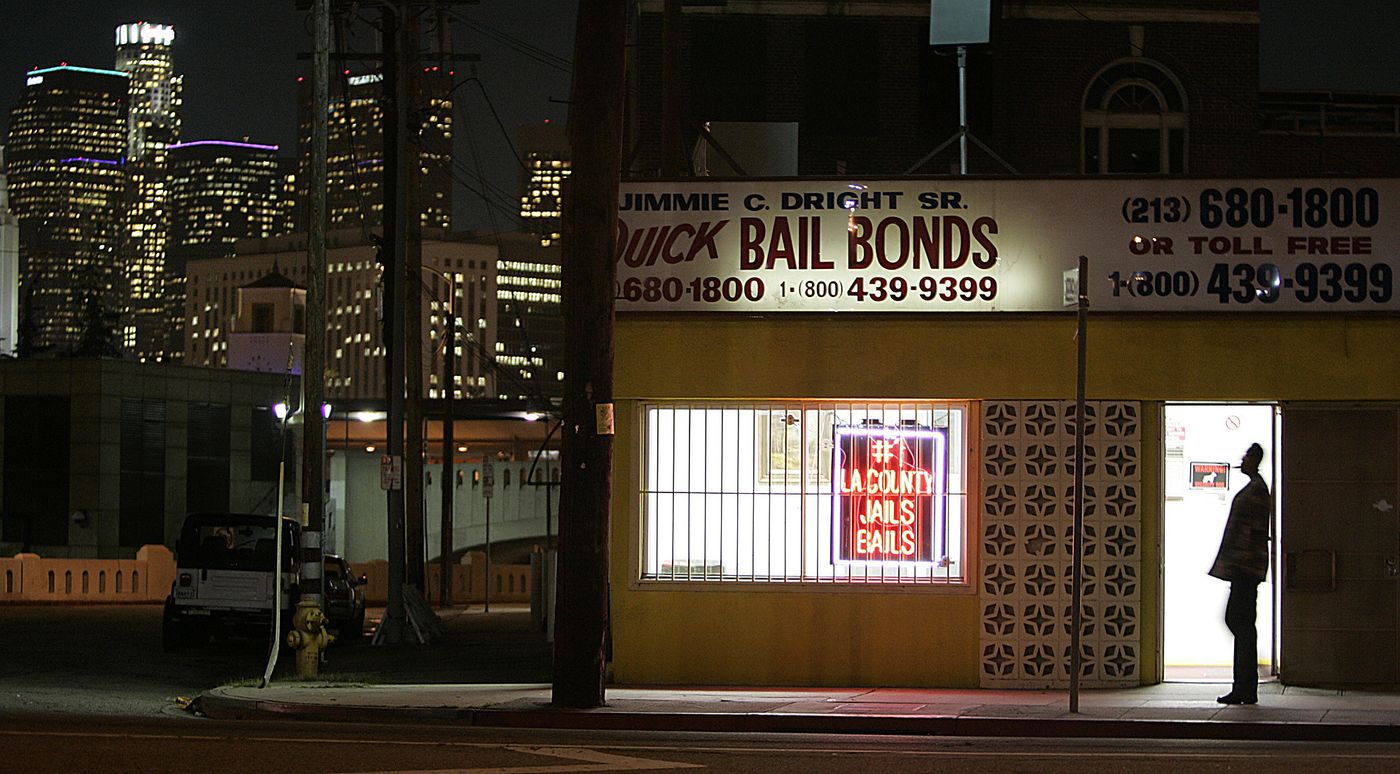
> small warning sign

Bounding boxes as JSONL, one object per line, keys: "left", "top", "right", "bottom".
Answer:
{"left": 1190, "top": 462, "right": 1229, "bottom": 490}
{"left": 380, "top": 454, "right": 403, "bottom": 490}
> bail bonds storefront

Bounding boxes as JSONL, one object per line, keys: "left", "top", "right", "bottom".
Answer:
{"left": 611, "top": 178, "right": 1400, "bottom": 689}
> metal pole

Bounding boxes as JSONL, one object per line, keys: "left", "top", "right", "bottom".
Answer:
{"left": 439, "top": 279, "right": 455, "bottom": 607}
{"left": 957, "top": 45, "right": 968, "bottom": 175}
{"left": 484, "top": 497, "right": 491, "bottom": 613}
{"left": 261, "top": 457, "right": 286, "bottom": 687}
{"left": 544, "top": 469, "right": 553, "bottom": 630}
{"left": 261, "top": 347, "right": 297, "bottom": 686}
{"left": 1070, "top": 254, "right": 1088, "bottom": 713}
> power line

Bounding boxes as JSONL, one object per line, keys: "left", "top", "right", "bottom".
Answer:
{"left": 447, "top": 10, "right": 573, "bottom": 74}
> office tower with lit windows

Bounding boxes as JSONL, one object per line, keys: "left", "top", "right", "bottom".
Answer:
{"left": 5, "top": 65, "right": 128, "bottom": 354}
{"left": 518, "top": 121, "right": 570, "bottom": 246}
{"left": 295, "top": 70, "right": 453, "bottom": 233}
{"left": 165, "top": 139, "right": 290, "bottom": 361}
{"left": 490, "top": 122, "right": 569, "bottom": 402}
{"left": 0, "top": 148, "right": 19, "bottom": 357}
{"left": 493, "top": 231, "right": 562, "bottom": 402}
{"left": 115, "top": 21, "right": 183, "bottom": 360}
{"left": 185, "top": 228, "right": 496, "bottom": 401}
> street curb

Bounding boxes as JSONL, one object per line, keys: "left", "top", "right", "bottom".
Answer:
{"left": 195, "top": 692, "right": 1400, "bottom": 742}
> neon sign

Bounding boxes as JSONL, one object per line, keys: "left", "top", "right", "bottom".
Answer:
{"left": 833, "top": 425, "right": 946, "bottom": 563}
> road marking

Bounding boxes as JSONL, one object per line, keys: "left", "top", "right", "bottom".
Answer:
{"left": 358, "top": 746, "right": 703, "bottom": 773}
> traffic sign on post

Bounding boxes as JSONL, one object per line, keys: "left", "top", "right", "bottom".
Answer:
{"left": 380, "top": 454, "right": 403, "bottom": 491}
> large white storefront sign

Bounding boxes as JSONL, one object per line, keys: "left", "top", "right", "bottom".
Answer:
{"left": 616, "top": 179, "right": 1398, "bottom": 313}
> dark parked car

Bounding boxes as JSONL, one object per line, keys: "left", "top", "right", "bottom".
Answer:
{"left": 323, "top": 554, "right": 366, "bottom": 642}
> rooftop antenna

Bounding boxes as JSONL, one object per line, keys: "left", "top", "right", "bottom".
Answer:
{"left": 907, "top": 0, "right": 1017, "bottom": 175}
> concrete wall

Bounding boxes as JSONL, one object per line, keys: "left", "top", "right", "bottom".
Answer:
{"left": 339, "top": 450, "right": 558, "bottom": 565}
{"left": 356, "top": 551, "right": 531, "bottom": 605}
{"left": 0, "top": 545, "right": 174, "bottom": 603}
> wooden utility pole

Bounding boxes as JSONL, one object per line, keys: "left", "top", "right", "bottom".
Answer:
{"left": 378, "top": 0, "right": 408, "bottom": 644}
{"left": 404, "top": 13, "right": 426, "bottom": 592}
{"left": 552, "top": 0, "right": 626, "bottom": 710}
{"left": 300, "top": 0, "right": 330, "bottom": 611}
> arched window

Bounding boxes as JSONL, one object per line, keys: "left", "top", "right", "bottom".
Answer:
{"left": 1082, "top": 58, "right": 1188, "bottom": 174}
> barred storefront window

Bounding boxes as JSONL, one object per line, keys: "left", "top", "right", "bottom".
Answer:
{"left": 642, "top": 401, "right": 969, "bottom": 584}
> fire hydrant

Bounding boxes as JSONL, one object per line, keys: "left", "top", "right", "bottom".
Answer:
{"left": 286, "top": 599, "right": 335, "bottom": 678}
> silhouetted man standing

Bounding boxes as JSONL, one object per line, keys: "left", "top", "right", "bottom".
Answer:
{"left": 1209, "top": 442, "right": 1271, "bottom": 705}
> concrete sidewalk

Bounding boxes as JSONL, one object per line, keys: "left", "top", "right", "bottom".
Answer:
{"left": 197, "top": 606, "right": 1400, "bottom": 741}
{"left": 198, "top": 680, "right": 1400, "bottom": 741}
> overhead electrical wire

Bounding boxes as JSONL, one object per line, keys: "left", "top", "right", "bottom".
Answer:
{"left": 446, "top": 9, "right": 573, "bottom": 74}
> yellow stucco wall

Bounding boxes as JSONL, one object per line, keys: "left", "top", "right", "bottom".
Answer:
{"left": 610, "top": 313, "right": 1400, "bottom": 687}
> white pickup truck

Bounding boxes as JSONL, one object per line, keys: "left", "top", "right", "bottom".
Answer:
{"left": 162, "top": 512, "right": 301, "bottom": 652}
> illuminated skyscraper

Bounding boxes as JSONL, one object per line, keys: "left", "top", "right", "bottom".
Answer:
{"left": 5, "top": 65, "right": 128, "bottom": 354}
{"left": 115, "top": 21, "right": 182, "bottom": 360}
{"left": 492, "top": 231, "right": 562, "bottom": 402}
{"left": 0, "top": 148, "right": 18, "bottom": 357}
{"left": 165, "top": 139, "right": 290, "bottom": 360}
{"left": 295, "top": 70, "right": 453, "bottom": 232}
{"left": 518, "top": 121, "right": 570, "bottom": 246}
{"left": 490, "top": 122, "right": 570, "bottom": 402}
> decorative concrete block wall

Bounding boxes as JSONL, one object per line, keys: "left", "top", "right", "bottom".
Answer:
{"left": 979, "top": 401, "right": 1142, "bottom": 688}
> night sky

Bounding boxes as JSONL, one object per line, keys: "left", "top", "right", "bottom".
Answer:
{"left": 0, "top": 1, "right": 1396, "bottom": 228}
{"left": 0, "top": 0, "right": 577, "bottom": 230}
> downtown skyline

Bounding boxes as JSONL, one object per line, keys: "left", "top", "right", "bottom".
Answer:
{"left": 0, "top": 2, "right": 576, "bottom": 232}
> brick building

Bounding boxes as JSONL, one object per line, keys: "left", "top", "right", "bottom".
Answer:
{"left": 609, "top": 1, "right": 1400, "bottom": 691}
{"left": 627, "top": 0, "right": 1398, "bottom": 178}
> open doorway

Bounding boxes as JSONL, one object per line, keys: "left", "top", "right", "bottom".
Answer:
{"left": 1162, "top": 403, "right": 1279, "bottom": 682}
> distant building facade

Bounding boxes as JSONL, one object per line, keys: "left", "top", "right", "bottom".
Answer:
{"left": 295, "top": 70, "right": 453, "bottom": 233}
{"left": 115, "top": 22, "right": 182, "bottom": 361}
{"left": 185, "top": 228, "right": 497, "bottom": 400}
{"left": 518, "top": 121, "right": 570, "bottom": 246}
{"left": 492, "top": 231, "right": 562, "bottom": 402}
{"left": 0, "top": 359, "right": 288, "bottom": 558}
{"left": 165, "top": 139, "right": 291, "bottom": 360}
{"left": 0, "top": 148, "right": 18, "bottom": 357}
{"left": 5, "top": 65, "right": 128, "bottom": 355}
{"left": 226, "top": 266, "right": 306, "bottom": 376}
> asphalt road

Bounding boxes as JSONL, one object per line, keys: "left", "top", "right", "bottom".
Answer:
{"left": 0, "top": 604, "right": 278, "bottom": 718}
{"left": 6, "top": 606, "right": 1400, "bottom": 773}
{"left": 0, "top": 603, "right": 550, "bottom": 719}
{"left": 5, "top": 714, "right": 1400, "bottom": 773}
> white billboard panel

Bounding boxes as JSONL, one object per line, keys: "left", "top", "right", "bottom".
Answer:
{"left": 615, "top": 179, "right": 1400, "bottom": 313}
{"left": 929, "top": 0, "right": 991, "bottom": 45}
